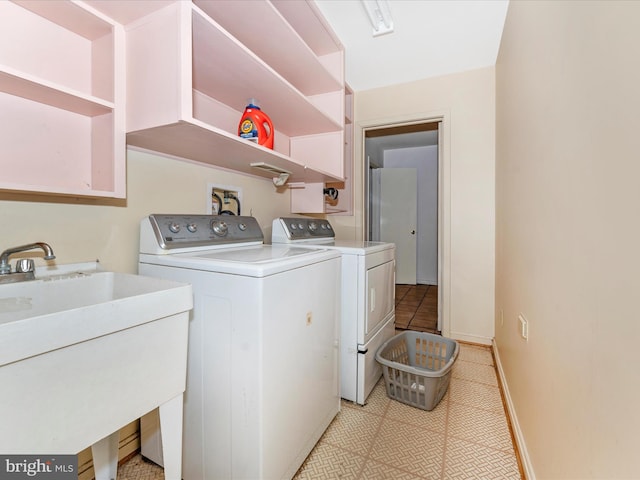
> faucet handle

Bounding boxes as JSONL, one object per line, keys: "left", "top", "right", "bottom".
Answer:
{"left": 15, "top": 258, "right": 35, "bottom": 273}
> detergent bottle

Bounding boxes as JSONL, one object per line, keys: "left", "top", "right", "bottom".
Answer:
{"left": 238, "top": 99, "right": 274, "bottom": 149}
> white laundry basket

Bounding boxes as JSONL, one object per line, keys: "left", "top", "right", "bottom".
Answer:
{"left": 376, "top": 331, "right": 459, "bottom": 411}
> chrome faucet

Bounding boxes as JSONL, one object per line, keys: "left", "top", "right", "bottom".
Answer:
{"left": 0, "top": 242, "right": 56, "bottom": 277}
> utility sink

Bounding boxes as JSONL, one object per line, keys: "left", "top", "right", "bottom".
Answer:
{"left": 0, "top": 263, "right": 192, "bottom": 480}
{"left": 0, "top": 265, "right": 192, "bottom": 367}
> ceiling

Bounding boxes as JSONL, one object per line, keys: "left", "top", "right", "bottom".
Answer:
{"left": 314, "top": 0, "right": 509, "bottom": 151}
{"left": 314, "top": 0, "right": 509, "bottom": 92}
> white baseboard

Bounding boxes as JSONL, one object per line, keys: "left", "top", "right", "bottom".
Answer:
{"left": 450, "top": 330, "right": 492, "bottom": 346}
{"left": 492, "top": 338, "right": 535, "bottom": 480}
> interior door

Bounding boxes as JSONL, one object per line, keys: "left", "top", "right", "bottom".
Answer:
{"left": 379, "top": 168, "right": 417, "bottom": 284}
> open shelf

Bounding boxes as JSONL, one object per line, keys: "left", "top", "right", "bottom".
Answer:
{"left": 0, "top": 0, "right": 125, "bottom": 198}
{"left": 0, "top": 67, "right": 114, "bottom": 117}
{"left": 0, "top": 91, "right": 120, "bottom": 198}
{"left": 195, "top": 0, "right": 342, "bottom": 97}
{"left": 125, "top": 1, "right": 345, "bottom": 185}
{"left": 191, "top": 9, "right": 340, "bottom": 136}
{"left": 127, "top": 120, "right": 342, "bottom": 184}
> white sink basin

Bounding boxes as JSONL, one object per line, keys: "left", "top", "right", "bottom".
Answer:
{"left": 0, "top": 265, "right": 192, "bottom": 367}
{"left": 0, "top": 262, "right": 192, "bottom": 479}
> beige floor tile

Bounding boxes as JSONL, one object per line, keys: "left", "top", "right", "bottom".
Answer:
{"left": 443, "top": 436, "right": 520, "bottom": 479}
{"left": 452, "top": 360, "right": 498, "bottom": 386}
{"left": 319, "top": 406, "right": 383, "bottom": 456}
{"left": 385, "top": 391, "right": 448, "bottom": 433}
{"left": 448, "top": 402, "right": 514, "bottom": 451}
{"left": 449, "top": 377, "right": 504, "bottom": 414}
{"left": 342, "top": 381, "right": 391, "bottom": 417}
{"left": 293, "top": 442, "right": 365, "bottom": 480}
{"left": 369, "top": 417, "right": 444, "bottom": 477}
{"left": 457, "top": 343, "right": 494, "bottom": 365}
{"left": 360, "top": 458, "right": 432, "bottom": 479}
{"left": 117, "top": 455, "right": 163, "bottom": 480}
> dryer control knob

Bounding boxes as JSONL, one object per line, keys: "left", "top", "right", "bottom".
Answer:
{"left": 211, "top": 220, "right": 228, "bottom": 236}
{"left": 309, "top": 222, "right": 318, "bottom": 232}
{"left": 187, "top": 223, "right": 197, "bottom": 233}
{"left": 169, "top": 223, "right": 181, "bottom": 233}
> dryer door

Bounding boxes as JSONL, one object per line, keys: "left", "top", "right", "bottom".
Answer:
{"left": 364, "top": 259, "right": 395, "bottom": 340}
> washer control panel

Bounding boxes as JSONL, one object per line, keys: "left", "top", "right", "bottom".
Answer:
{"left": 145, "top": 214, "right": 263, "bottom": 250}
{"left": 272, "top": 217, "right": 335, "bottom": 243}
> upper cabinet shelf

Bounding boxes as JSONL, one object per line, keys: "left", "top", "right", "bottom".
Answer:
{"left": 91, "top": 0, "right": 346, "bottom": 184}
{"left": 190, "top": 8, "right": 340, "bottom": 136}
{"left": 195, "top": 0, "right": 342, "bottom": 97}
{"left": 0, "top": 0, "right": 125, "bottom": 198}
{"left": 0, "top": 67, "right": 114, "bottom": 117}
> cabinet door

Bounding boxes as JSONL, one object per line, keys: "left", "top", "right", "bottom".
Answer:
{"left": 365, "top": 260, "right": 395, "bottom": 336}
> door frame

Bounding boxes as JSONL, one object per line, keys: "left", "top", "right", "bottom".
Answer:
{"left": 358, "top": 112, "right": 451, "bottom": 336}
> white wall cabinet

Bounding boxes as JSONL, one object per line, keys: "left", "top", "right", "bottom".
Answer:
{"left": 0, "top": 0, "right": 126, "bottom": 198}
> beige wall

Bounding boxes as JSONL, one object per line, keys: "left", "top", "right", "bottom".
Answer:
{"left": 496, "top": 1, "right": 640, "bottom": 477}
{"left": 0, "top": 149, "right": 291, "bottom": 274}
{"left": 350, "top": 67, "right": 496, "bottom": 343}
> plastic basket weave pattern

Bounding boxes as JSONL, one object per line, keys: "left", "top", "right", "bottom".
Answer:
{"left": 375, "top": 331, "right": 459, "bottom": 411}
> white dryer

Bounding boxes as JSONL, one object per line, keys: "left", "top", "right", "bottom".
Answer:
{"left": 272, "top": 217, "right": 396, "bottom": 405}
{"left": 139, "top": 214, "right": 341, "bottom": 480}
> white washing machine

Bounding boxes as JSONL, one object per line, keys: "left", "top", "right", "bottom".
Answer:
{"left": 272, "top": 217, "right": 396, "bottom": 405}
{"left": 138, "top": 214, "right": 341, "bottom": 480}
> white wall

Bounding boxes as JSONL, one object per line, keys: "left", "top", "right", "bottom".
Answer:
{"left": 0, "top": 149, "right": 291, "bottom": 274}
{"left": 384, "top": 145, "right": 438, "bottom": 285}
{"left": 495, "top": 1, "right": 640, "bottom": 477}
{"left": 352, "top": 66, "right": 496, "bottom": 344}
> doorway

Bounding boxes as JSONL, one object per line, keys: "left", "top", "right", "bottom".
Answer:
{"left": 364, "top": 121, "right": 441, "bottom": 331}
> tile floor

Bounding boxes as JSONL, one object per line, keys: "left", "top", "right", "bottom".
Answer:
{"left": 395, "top": 284, "right": 439, "bottom": 333}
{"left": 293, "top": 342, "right": 521, "bottom": 479}
{"left": 118, "top": 285, "right": 523, "bottom": 479}
{"left": 118, "top": 343, "right": 521, "bottom": 480}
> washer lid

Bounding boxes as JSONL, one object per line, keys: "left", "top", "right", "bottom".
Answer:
{"left": 313, "top": 240, "right": 395, "bottom": 255}
{"left": 139, "top": 244, "right": 340, "bottom": 277}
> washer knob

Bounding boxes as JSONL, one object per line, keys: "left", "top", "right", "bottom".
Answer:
{"left": 309, "top": 222, "right": 318, "bottom": 232}
{"left": 238, "top": 223, "right": 247, "bottom": 231}
{"left": 169, "top": 223, "right": 181, "bottom": 233}
{"left": 187, "top": 223, "right": 198, "bottom": 233}
{"left": 211, "top": 220, "right": 228, "bottom": 236}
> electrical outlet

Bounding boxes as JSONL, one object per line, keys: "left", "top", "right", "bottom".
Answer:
{"left": 518, "top": 314, "right": 528, "bottom": 340}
